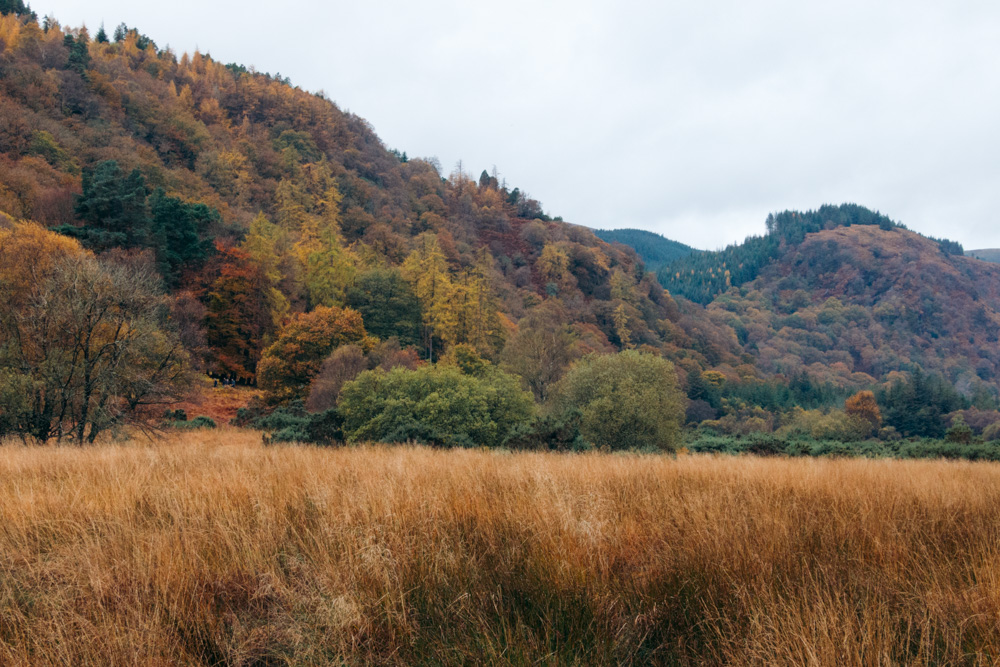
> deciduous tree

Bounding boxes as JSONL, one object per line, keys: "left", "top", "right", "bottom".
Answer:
{"left": 0, "top": 223, "right": 191, "bottom": 442}
{"left": 554, "top": 351, "right": 684, "bottom": 451}
{"left": 257, "top": 305, "right": 368, "bottom": 403}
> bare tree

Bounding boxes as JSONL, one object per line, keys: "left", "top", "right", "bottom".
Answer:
{"left": 0, "top": 251, "right": 192, "bottom": 442}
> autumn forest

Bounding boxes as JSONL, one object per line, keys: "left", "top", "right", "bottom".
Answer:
{"left": 2, "top": 6, "right": 1000, "bottom": 456}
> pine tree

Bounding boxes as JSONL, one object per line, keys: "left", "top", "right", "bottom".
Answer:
{"left": 149, "top": 189, "right": 215, "bottom": 286}
{"left": 56, "top": 160, "right": 150, "bottom": 250}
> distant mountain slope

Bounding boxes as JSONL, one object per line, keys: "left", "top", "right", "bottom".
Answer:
{"left": 593, "top": 228, "right": 697, "bottom": 272}
{"left": 657, "top": 205, "right": 909, "bottom": 304}
{"left": 967, "top": 249, "right": 1000, "bottom": 263}
{"left": 707, "top": 225, "right": 1000, "bottom": 392}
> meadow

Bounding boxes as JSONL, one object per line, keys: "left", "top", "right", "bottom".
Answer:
{"left": 2, "top": 430, "right": 1000, "bottom": 665}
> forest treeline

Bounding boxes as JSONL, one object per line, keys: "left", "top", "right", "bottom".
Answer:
{"left": 2, "top": 8, "right": 1000, "bottom": 453}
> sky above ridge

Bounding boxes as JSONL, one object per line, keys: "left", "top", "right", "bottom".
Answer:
{"left": 39, "top": 0, "right": 1000, "bottom": 250}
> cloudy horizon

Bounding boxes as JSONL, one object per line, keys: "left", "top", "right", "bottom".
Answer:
{"left": 38, "top": 0, "right": 1000, "bottom": 250}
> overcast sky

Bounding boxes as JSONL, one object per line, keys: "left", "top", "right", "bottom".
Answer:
{"left": 40, "top": 0, "right": 1000, "bottom": 249}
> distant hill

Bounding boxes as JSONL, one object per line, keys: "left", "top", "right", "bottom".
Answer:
{"left": 706, "top": 224, "right": 1000, "bottom": 392}
{"left": 657, "top": 205, "right": 910, "bottom": 304}
{"left": 593, "top": 228, "right": 697, "bottom": 272}
{"left": 967, "top": 249, "right": 1000, "bottom": 263}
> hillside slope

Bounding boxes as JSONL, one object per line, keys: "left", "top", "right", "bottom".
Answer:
{"left": 592, "top": 228, "right": 697, "bottom": 272}
{"left": 3, "top": 10, "right": 997, "bottom": 405}
{"left": 707, "top": 225, "right": 1000, "bottom": 392}
{"left": 0, "top": 12, "right": 742, "bottom": 384}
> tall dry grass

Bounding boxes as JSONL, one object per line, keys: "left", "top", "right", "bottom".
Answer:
{"left": 1, "top": 430, "right": 1000, "bottom": 665}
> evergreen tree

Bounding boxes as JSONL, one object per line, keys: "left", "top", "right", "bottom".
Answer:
{"left": 878, "top": 369, "right": 968, "bottom": 438}
{"left": 0, "top": 0, "right": 36, "bottom": 19}
{"left": 148, "top": 189, "right": 216, "bottom": 287}
{"left": 55, "top": 160, "right": 150, "bottom": 250}
{"left": 65, "top": 33, "right": 90, "bottom": 74}
{"left": 345, "top": 268, "right": 422, "bottom": 348}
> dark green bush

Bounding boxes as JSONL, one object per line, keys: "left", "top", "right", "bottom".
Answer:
{"left": 235, "top": 400, "right": 344, "bottom": 445}
{"left": 188, "top": 416, "right": 216, "bottom": 429}
{"left": 896, "top": 440, "right": 1000, "bottom": 462}
{"left": 744, "top": 433, "right": 787, "bottom": 456}
{"left": 945, "top": 419, "right": 973, "bottom": 444}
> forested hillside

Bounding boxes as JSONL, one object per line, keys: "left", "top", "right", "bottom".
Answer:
{"left": 0, "top": 13, "right": 745, "bottom": 368}
{"left": 707, "top": 225, "right": 1000, "bottom": 394}
{"left": 0, "top": 10, "right": 747, "bottom": 445}
{"left": 3, "top": 8, "right": 1000, "bottom": 449}
{"left": 658, "top": 205, "right": 910, "bottom": 304}
{"left": 592, "top": 228, "right": 696, "bottom": 272}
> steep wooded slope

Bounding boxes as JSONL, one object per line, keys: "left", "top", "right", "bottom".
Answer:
{"left": 0, "top": 13, "right": 742, "bottom": 382}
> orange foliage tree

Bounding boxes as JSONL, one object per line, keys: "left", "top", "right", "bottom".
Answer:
{"left": 845, "top": 390, "right": 882, "bottom": 436}
{"left": 257, "top": 305, "right": 368, "bottom": 403}
{"left": 203, "top": 243, "right": 277, "bottom": 382}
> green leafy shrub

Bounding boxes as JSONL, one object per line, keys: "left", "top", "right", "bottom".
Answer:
{"left": 235, "top": 401, "right": 344, "bottom": 445}
{"left": 167, "top": 415, "right": 216, "bottom": 429}
{"left": 552, "top": 351, "right": 684, "bottom": 452}
{"left": 687, "top": 435, "right": 742, "bottom": 454}
{"left": 896, "top": 440, "right": 1000, "bottom": 462}
{"left": 744, "top": 433, "right": 787, "bottom": 456}
{"left": 339, "top": 365, "right": 535, "bottom": 448}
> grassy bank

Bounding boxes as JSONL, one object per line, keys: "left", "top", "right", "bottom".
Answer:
{"left": 2, "top": 430, "right": 1000, "bottom": 664}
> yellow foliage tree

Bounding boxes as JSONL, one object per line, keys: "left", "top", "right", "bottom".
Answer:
{"left": 241, "top": 212, "right": 289, "bottom": 326}
{"left": 295, "top": 185, "right": 356, "bottom": 308}
{"left": 402, "top": 233, "right": 459, "bottom": 359}
{"left": 457, "top": 247, "right": 504, "bottom": 356}
{"left": 537, "top": 244, "right": 569, "bottom": 285}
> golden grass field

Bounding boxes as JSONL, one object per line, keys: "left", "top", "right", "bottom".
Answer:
{"left": 2, "top": 429, "right": 1000, "bottom": 665}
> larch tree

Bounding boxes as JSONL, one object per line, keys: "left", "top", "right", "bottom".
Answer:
{"left": 296, "top": 185, "right": 356, "bottom": 308}
{"left": 402, "top": 233, "right": 459, "bottom": 360}
{"left": 241, "top": 212, "right": 290, "bottom": 325}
